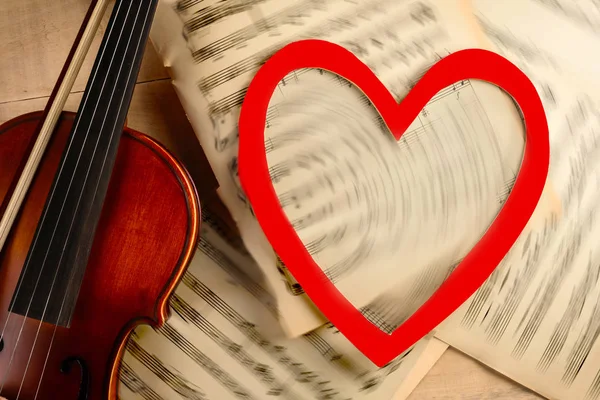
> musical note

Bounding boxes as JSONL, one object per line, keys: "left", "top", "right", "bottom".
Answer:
{"left": 276, "top": 257, "right": 306, "bottom": 296}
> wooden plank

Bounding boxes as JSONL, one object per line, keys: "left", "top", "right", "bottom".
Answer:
{"left": 410, "top": 347, "right": 543, "bottom": 399}
{"left": 0, "top": 0, "right": 167, "bottom": 104}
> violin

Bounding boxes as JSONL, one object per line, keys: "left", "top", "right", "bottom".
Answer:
{"left": 0, "top": 0, "right": 200, "bottom": 398}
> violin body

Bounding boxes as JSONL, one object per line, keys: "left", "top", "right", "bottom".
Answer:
{"left": 0, "top": 111, "right": 200, "bottom": 399}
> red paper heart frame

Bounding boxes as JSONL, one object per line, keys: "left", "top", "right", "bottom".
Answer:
{"left": 238, "top": 39, "right": 549, "bottom": 367}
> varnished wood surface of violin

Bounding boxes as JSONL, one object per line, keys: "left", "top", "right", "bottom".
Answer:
{"left": 0, "top": 111, "right": 200, "bottom": 399}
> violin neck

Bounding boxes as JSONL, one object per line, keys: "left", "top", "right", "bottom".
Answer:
{"left": 10, "top": 0, "right": 160, "bottom": 328}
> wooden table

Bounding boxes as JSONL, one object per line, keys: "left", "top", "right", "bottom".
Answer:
{"left": 0, "top": 0, "right": 544, "bottom": 399}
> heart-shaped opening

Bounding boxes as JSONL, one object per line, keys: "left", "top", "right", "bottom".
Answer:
{"left": 239, "top": 39, "right": 549, "bottom": 367}
{"left": 263, "top": 67, "right": 526, "bottom": 331}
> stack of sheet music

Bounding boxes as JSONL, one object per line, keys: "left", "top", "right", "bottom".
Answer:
{"left": 118, "top": 0, "right": 600, "bottom": 399}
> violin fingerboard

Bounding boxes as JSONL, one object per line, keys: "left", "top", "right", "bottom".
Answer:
{"left": 10, "top": 0, "right": 160, "bottom": 328}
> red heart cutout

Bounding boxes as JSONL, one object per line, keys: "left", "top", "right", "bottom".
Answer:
{"left": 238, "top": 39, "right": 549, "bottom": 367}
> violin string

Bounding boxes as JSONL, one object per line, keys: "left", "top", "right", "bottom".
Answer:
{"left": 16, "top": 1, "right": 147, "bottom": 396}
{"left": 29, "top": 2, "right": 153, "bottom": 396}
{"left": 0, "top": 0, "right": 126, "bottom": 392}
{"left": 0, "top": 0, "right": 123, "bottom": 375}
{"left": 0, "top": 0, "right": 129, "bottom": 395}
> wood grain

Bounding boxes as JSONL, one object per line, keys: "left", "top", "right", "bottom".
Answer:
{"left": 0, "top": 110, "right": 199, "bottom": 399}
{"left": 0, "top": 0, "right": 543, "bottom": 399}
{"left": 409, "top": 345, "right": 543, "bottom": 400}
{"left": 0, "top": 0, "right": 167, "bottom": 104}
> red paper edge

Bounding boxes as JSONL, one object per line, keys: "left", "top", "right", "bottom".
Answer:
{"left": 238, "top": 39, "right": 550, "bottom": 367}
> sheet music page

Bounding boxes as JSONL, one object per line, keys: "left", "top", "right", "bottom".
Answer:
{"left": 150, "top": 0, "right": 547, "bottom": 337}
{"left": 434, "top": 6, "right": 600, "bottom": 399}
{"left": 534, "top": 0, "right": 600, "bottom": 32}
{"left": 470, "top": 0, "right": 600, "bottom": 88}
{"left": 117, "top": 209, "right": 435, "bottom": 400}
{"left": 392, "top": 338, "right": 449, "bottom": 400}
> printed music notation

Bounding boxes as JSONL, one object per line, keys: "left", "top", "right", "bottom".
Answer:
{"left": 125, "top": 339, "right": 209, "bottom": 400}
{"left": 473, "top": 0, "right": 600, "bottom": 92}
{"left": 142, "top": 0, "right": 600, "bottom": 398}
{"left": 276, "top": 256, "right": 305, "bottom": 296}
{"left": 533, "top": 0, "right": 600, "bottom": 34}
{"left": 201, "top": 205, "right": 248, "bottom": 255}
{"left": 118, "top": 210, "right": 431, "bottom": 400}
{"left": 476, "top": 15, "right": 563, "bottom": 112}
{"left": 187, "top": 0, "right": 444, "bottom": 149}
{"left": 434, "top": 11, "right": 600, "bottom": 400}
{"left": 264, "top": 65, "right": 522, "bottom": 313}
{"left": 151, "top": 0, "right": 529, "bottom": 337}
